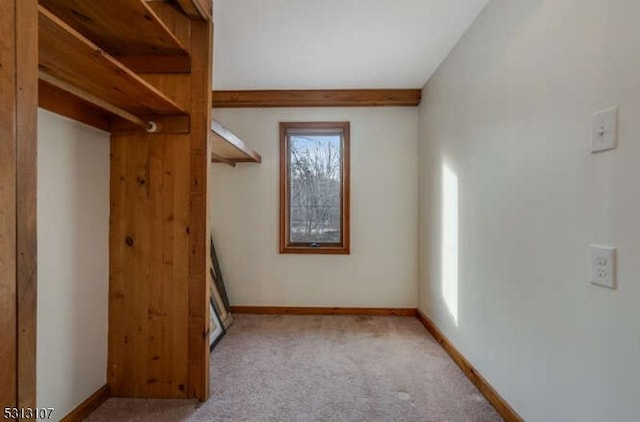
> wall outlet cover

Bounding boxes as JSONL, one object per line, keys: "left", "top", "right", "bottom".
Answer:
{"left": 589, "top": 244, "right": 616, "bottom": 289}
{"left": 591, "top": 106, "right": 618, "bottom": 153}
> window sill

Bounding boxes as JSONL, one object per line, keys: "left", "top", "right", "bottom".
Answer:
{"left": 280, "top": 246, "right": 350, "bottom": 255}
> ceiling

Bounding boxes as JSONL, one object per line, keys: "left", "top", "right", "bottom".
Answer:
{"left": 213, "top": 0, "right": 489, "bottom": 90}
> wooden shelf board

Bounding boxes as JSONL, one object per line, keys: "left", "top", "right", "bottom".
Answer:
{"left": 39, "top": 5, "right": 187, "bottom": 119}
{"left": 39, "top": 79, "right": 111, "bottom": 132}
{"left": 39, "top": 0, "right": 190, "bottom": 70}
{"left": 211, "top": 120, "right": 261, "bottom": 164}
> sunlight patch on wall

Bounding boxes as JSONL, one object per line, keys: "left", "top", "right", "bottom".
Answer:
{"left": 441, "top": 164, "right": 459, "bottom": 326}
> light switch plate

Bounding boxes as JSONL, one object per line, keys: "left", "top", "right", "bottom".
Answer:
{"left": 591, "top": 107, "right": 617, "bottom": 153}
{"left": 589, "top": 245, "right": 616, "bottom": 289}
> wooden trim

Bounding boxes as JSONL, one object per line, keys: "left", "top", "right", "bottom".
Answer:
{"left": 279, "top": 122, "right": 350, "bottom": 255}
{"left": 0, "top": 0, "right": 19, "bottom": 407}
{"left": 60, "top": 384, "right": 111, "bottom": 422}
{"left": 16, "top": 0, "right": 38, "bottom": 409}
{"left": 416, "top": 310, "right": 523, "bottom": 422}
{"left": 186, "top": 16, "right": 212, "bottom": 402}
{"left": 230, "top": 306, "right": 418, "bottom": 317}
{"left": 212, "top": 89, "right": 422, "bottom": 108}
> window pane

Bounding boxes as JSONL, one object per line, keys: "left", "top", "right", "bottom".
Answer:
{"left": 289, "top": 134, "right": 342, "bottom": 244}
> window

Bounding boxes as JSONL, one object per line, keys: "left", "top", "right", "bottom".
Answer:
{"left": 280, "top": 122, "right": 350, "bottom": 254}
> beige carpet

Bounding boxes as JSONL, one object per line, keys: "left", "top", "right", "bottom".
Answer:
{"left": 87, "top": 315, "right": 502, "bottom": 422}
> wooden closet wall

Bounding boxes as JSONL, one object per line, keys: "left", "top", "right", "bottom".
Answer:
{"left": 108, "top": 2, "right": 212, "bottom": 400}
{"left": 1, "top": 0, "right": 214, "bottom": 406}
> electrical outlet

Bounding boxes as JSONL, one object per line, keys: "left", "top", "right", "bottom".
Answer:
{"left": 589, "top": 245, "right": 616, "bottom": 289}
{"left": 591, "top": 107, "right": 617, "bottom": 153}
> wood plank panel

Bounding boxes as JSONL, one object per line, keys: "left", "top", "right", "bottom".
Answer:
{"left": 113, "top": 135, "right": 188, "bottom": 398}
{"left": 147, "top": 136, "right": 183, "bottom": 397}
{"left": 212, "top": 89, "right": 422, "bottom": 108}
{"left": 125, "top": 136, "right": 151, "bottom": 397}
{"left": 168, "top": 136, "right": 191, "bottom": 398}
{"left": 146, "top": 137, "right": 169, "bottom": 396}
{"left": 0, "top": 0, "right": 18, "bottom": 408}
{"left": 38, "top": 6, "right": 186, "bottom": 117}
{"left": 107, "top": 136, "right": 128, "bottom": 396}
{"left": 16, "top": 0, "right": 38, "bottom": 409}
{"left": 139, "top": 74, "right": 192, "bottom": 113}
{"left": 109, "top": 135, "right": 192, "bottom": 399}
{"left": 146, "top": 1, "right": 191, "bottom": 49}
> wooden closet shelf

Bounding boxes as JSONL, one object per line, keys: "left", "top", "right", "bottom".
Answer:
{"left": 39, "top": 5, "right": 187, "bottom": 127}
{"left": 211, "top": 120, "right": 262, "bottom": 166}
{"left": 39, "top": 0, "right": 190, "bottom": 72}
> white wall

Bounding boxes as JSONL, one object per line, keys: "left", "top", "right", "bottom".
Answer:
{"left": 37, "top": 110, "right": 110, "bottom": 420}
{"left": 211, "top": 107, "right": 418, "bottom": 307}
{"left": 418, "top": 1, "right": 640, "bottom": 421}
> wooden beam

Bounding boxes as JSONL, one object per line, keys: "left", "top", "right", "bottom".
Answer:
{"left": 0, "top": 0, "right": 37, "bottom": 409}
{"left": 186, "top": 16, "right": 212, "bottom": 402}
{"left": 16, "top": 0, "right": 38, "bottom": 409}
{"left": 0, "top": 0, "right": 19, "bottom": 408}
{"left": 212, "top": 89, "right": 422, "bottom": 108}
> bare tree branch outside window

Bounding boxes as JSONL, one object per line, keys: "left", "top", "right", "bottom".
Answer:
{"left": 288, "top": 134, "right": 342, "bottom": 244}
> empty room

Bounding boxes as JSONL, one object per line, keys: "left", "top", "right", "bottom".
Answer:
{"left": 1, "top": 0, "right": 638, "bottom": 421}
